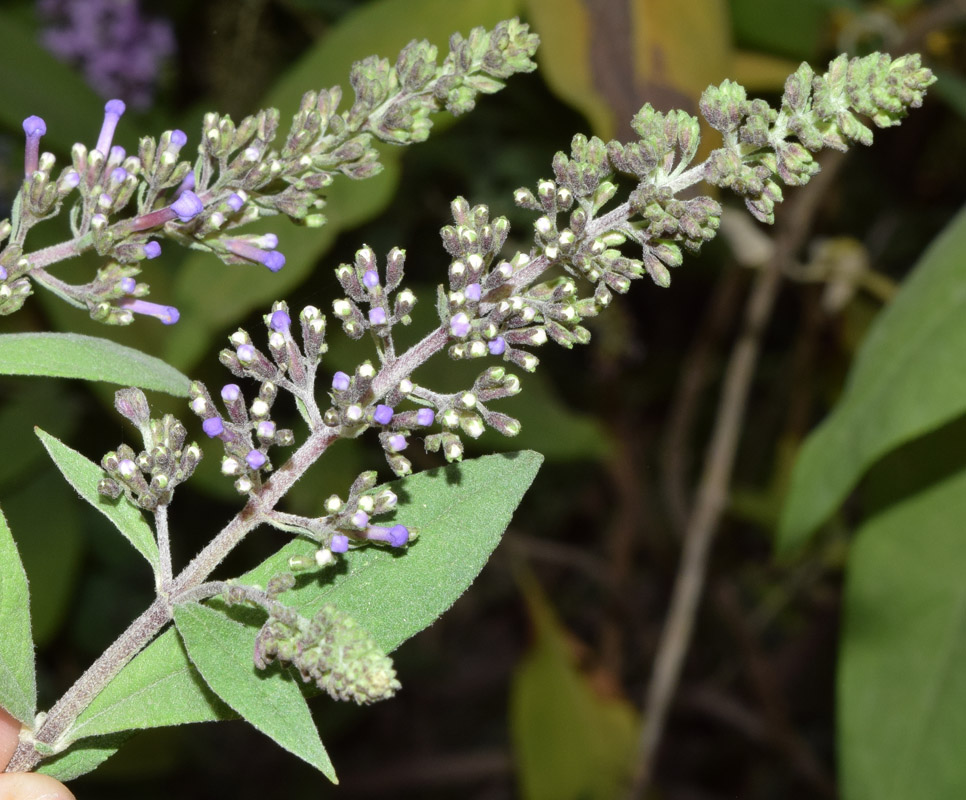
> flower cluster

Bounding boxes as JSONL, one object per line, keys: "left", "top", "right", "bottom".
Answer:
{"left": 254, "top": 602, "right": 400, "bottom": 705}
{"left": 98, "top": 388, "right": 202, "bottom": 509}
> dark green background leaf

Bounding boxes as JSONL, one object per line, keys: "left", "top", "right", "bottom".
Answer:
{"left": 778, "top": 203, "right": 966, "bottom": 552}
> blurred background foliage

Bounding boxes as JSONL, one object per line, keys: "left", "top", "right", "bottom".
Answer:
{"left": 0, "top": 0, "right": 964, "bottom": 797}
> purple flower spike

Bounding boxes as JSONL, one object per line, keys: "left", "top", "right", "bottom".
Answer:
{"left": 171, "top": 190, "right": 203, "bottom": 222}
{"left": 95, "top": 99, "right": 126, "bottom": 155}
{"left": 388, "top": 524, "right": 410, "bottom": 547}
{"left": 118, "top": 298, "right": 179, "bottom": 324}
{"left": 450, "top": 312, "right": 471, "bottom": 338}
{"left": 465, "top": 282, "right": 482, "bottom": 302}
{"left": 388, "top": 434, "right": 407, "bottom": 452}
{"left": 202, "top": 417, "right": 224, "bottom": 437}
{"left": 221, "top": 384, "right": 241, "bottom": 402}
{"left": 270, "top": 310, "right": 291, "bottom": 331}
{"left": 368, "top": 307, "right": 387, "bottom": 326}
{"left": 330, "top": 534, "right": 349, "bottom": 553}
{"left": 332, "top": 371, "right": 350, "bottom": 391}
{"left": 119, "top": 277, "right": 137, "bottom": 294}
{"left": 22, "top": 115, "right": 46, "bottom": 176}
{"left": 488, "top": 336, "right": 506, "bottom": 356}
{"left": 363, "top": 269, "right": 379, "bottom": 289}
{"left": 416, "top": 408, "right": 435, "bottom": 426}
{"left": 246, "top": 450, "right": 267, "bottom": 470}
{"left": 227, "top": 193, "right": 244, "bottom": 212}
{"left": 143, "top": 241, "right": 161, "bottom": 259}
{"left": 373, "top": 404, "right": 393, "bottom": 425}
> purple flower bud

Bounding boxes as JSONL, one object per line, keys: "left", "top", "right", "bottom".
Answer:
{"left": 0, "top": 266, "right": 6, "bottom": 281}
{"left": 332, "top": 371, "right": 350, "bottom": 391}
{"left": 351, "top": 510, "right": 369, "bottom": 528}
{"left": 236, "top": 344, "right": 254, "bottom": 363}
{"left": 95, "top": 99, "right": 126, "bottom": 156}
{"left": 261, "top": 233, "right": 279, "bottom": 249}
{"left": 388, "top": 434, "right": 407, "bottom": 452}
{"left": 170, "top": 189, "right": 203, "bottom": 222}
{"left": 368, "top": 307, "right": 387, "bottom": 326}
{"left": 22, "top": 115, "right": 46, "bottom": 176}
{"left": 119, "top": 277, "right": 137, "bottom": 294}
{"left": 227, "top": 193, "right": 244, "bottom": 212}
{"left": 169, "top": 129, "right": 187, "bottom": 149}
{"left": 488, "top": 336, "right": 506, "bottom": 355}
{"left": 225, "top": 238, "right": 285, "bottom": 272}
{"left": 118, "top": 458, "right": 137, "bottom": 479}
{"left": 263, "top": 252, "right": 285, "bottom": 272}
{"left": 118, "top": 298, "right": 179, "bottom": 324}
{"left": 373, "top": 404, "right": 393, "bottom": 425}
{"left": 110, "top": 167, "right": 128, "bottom": 183}
{"left": 363, "top": 269, "right": 379, "bottom": 288}
{"left": 416, "top": 408, "right": 435, "bottom": 426}
{"left": 246, "top": 450, "right": 267, "bottom": 470}
{"left": 143, "top": 241, "right": 161, "bottom": 259}
{"left": 389, "top": 524, "right": 410, "bottom": 547}
{"left": 269, "top": 310, "right": 291, "bottom": 331}
{"left": 450, "top": 312, "right": 471, "bottom": 338}
{"left": 257, "top": 420, "right": 276, "bottom": 438}
{"left": 221, "top": 384, "right": 241, "bottom": 402}
{"left": 202, "top": 417, "right": 224, "bottom": 437}
{"left": 174, "top": 171, "right": 195, "bottom": 197}
{"left": 330, "top": 534, "right": 349, "bottom": 553}
{"left": 465, "top": 282, "right": 482, "bottom": 302}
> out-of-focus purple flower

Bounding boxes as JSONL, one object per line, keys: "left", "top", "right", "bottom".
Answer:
{"left": 143, "top": 241, "right": 161, "bottom": 259}
{"left": 38, "top": 0, "right": 175, "bottom": 110}
{"left": 119, "top": 276, "right": 137, "bottom": 294}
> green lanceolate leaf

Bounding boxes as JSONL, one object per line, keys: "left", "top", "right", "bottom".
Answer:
{"left": 35, "top": 428, "right": 160, "bottom": 575}
{"left": 65, "top": 627, "right": 232, "bottom": 744}
{"left": 242, "top": 450, "right": 544, "bottom": 653}
{"left": 173, "top": 602, "right": 337, "bottom": 782}
{"left": 838, "top": 463, "right": 966, "bottom": 800}
{"left": 36, "top": 733, "right": 131, "bottom": 782}
{"left": 0, "top": 506, "right": 36, "bottom": 725}
{"left": 0, "top": 333, "right": 191, "bottom": 396}
{"left": 778, "top": 203, "right": 966, "bottom": 552}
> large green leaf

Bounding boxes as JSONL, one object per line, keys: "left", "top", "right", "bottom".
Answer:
{"left": 509, "top": 572, "right": 639, "bottom": 800}
{"left": 838, "top": 462, "right": 966, "bottom": 800}
{"left": 35, "top": 428, "right": 160, "bottom": 575}
{"left": 163, "top": 0, "right": 522, "bottom": 372}
{"left": 173, "top": 602, "right": 337, "bottom": 782}
{"left": 778, "top": 204, "right": 966, "bottom": 552}
{"left": 66, "top": 627, "right": 232, "bottom": 743}
{"left": 57, "top": 450, "right": 541, "bottom": 760}
{"left": 0, "top": 505, "right": 36, "bottom": 725}
{"left": 242, "top": 450, "right": 544, "bottom": 653}
{"left": 0, "top": 333, "right": 191, "bottom": 396}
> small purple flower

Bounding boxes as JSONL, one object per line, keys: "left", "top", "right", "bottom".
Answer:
{"left": 236, "top": 344, "right": 254, "bottom": 363}
{"left": 226, "top": 193, "right": 244, "bottom": 212}
{"left": 416, "top": 408, "right": 435, "bottom": 426}
{"left": 22, "top": 116, "right": 46, "bottom": 176}
{"left": 488, "top": 336, "right": 506, "bottom": 356}
{"left": 257, "top": 420, "right": 276, "bottom": 438}
{"left": 450, "top": 312, "right": 471, "bottom": 338}
{"left": 373, "top": 404, "right": 393, "bottom": 425}
{"left": 143, "top": 241, "right": 161, "bottom": 259}
{"left": 167, "top": 129, "right": 187, "bottom": 151}
{"left": 246, "top": 450, "right": 267, "bottom": 470}
{"left": 351, "top": 510, "right": 369, "bottom": 528}
{"left": 171, "top": 190, "right": 203, "bottom": 222}
{"left": 388, "top": 525, "right": 410, "bottom": 547}
{"left": 465, "top": 282, "right": 482, "bottom": 302}
{"left": 368, "top": 307, "right": 387, "bottom": 326}
{"left": 332, "top": 371, "right": 350, "bottom": 391}
{"left": 363, "top": 269, "right": 379, "bottom": 289}
{"left": 95, "top": 99, "right": 125, "bottom": 155}
{"left": 269, "top": 310, "right": 291, "bottom": 331}
{"left": 118, "top": 458, "right": 137, "bottom": 478}
{"left": 221, "top": 384, "right": 241, "bottom": 402}
{"left": 118, "top": 298, "right": 179, "bottom": 324}
{"left": 388, "top": 434, "right": 407, "bottom": 452}
{"left": 202, "top": 417, "right": 224, "bottom": 437}
{"left": 224, "top": 238, "right": 286, "bottom": 273}
{"left": 330, "top": 534, "right": 349, "bottom": 553}
{"left": 119, "top": 276, "right": 137, "bottom": 294}
{"left": 0, "top": 266, "right": 6, "bottom": 281}
{"left": 110, "top": 166, "right": 127, "bottom": 183}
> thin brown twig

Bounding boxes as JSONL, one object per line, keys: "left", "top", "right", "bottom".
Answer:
{"left": 627, "top": 150, "right": 848, "bottom": 797}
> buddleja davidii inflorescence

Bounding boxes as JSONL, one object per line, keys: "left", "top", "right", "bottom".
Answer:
{"left": 0, "top": 19, "right": 539, "bottom": 325}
